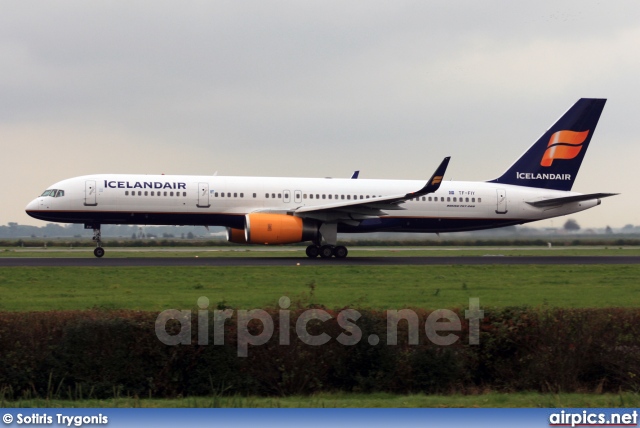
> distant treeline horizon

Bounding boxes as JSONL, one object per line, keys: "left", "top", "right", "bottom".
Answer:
{"left": 1, "top": 221, "right": 639, "bottom": 242}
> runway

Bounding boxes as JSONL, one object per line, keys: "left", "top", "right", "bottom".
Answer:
{"left": 2, "top": 255, "right": 640, "bottom": 267}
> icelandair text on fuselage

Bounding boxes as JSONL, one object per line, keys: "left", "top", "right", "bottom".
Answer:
{"left": 104, "top": 180, "right": 186, "bottom": 190}
{"left": 13, "top": 413, "right": 108, "bottom": 426}
{"left": 517, "top": 172, "right": 571, "bottom": 180}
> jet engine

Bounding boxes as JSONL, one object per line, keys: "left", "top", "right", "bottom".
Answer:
{"left": 226, "top": 227, "right": 247, "bottom": 244}
{"left": 227, "top": 213, "right": 318, "bottom": 245}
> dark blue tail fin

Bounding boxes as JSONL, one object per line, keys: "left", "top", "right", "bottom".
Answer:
{"left": 488, "top": 98, "right": 606, "bottom": 191}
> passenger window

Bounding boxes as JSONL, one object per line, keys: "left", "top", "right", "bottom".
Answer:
{"left": 278, "top": 193, "right": 282, "bottom": 199}
{"left": 328, "top": 195, "right": 332, "bottom": 199}
{"left": 253, "top": 193, "right": 256, "bottom": 198}
{"left": 240, "top": 193, "right": 244, "bottom": 198}
{"left": 170, "top": 192, "right": 174, "bottom": 196}
{"left": 478, "top": 198, "right": 482, "bottom": 203}
{"left": 265, "top": 193, "right": 269, "bottom": 198}
{"left": 472, "top": 198, "right": 475, "bottom": 202}
{"left": 303, "top": 194, "right": 307, "bottom": 199}
{"left": 125, "top": 191, "right": 129, "bottom": 196}
{"left": 341, "top": 195, "right": 345, "bottom": 200}
{"left": 441, "top": 197, "right": 444, "bottom": 202}
{"left": 466, "top": 197, "right": 469, "bottom": 202}
{"left": 347, "top": 195, "right": 351, "bottom": 200}
{"left": 164, "top": 191, "right": 167, "bottom": 196}
{"left": 138, "top": 191, "right": 142, "bottom": 196}
{"left": 453, "top": 197, "right": 456, "bottom": 202}
{"left": 316, "top": 194, "right": 319, "bottom": 199}
{"left": 272, "top": 193, "right": 276, "bottom": 198}
{"left": 234, "top": 193, "right": 237, "bottom": 197}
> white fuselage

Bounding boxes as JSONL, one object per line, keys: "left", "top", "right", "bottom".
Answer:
{"left": 25, "top": 174, "right": 600, "bottom": 234}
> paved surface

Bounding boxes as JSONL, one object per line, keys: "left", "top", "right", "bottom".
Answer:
{"left": 1, "top": 256, "right": 640, "bottom": 267}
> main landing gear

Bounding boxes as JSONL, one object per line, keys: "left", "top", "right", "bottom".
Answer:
{"left": 305, "top": 244, "right": 348, "bottom": 259}
{"left": 86, "top": 224, "right": 105, "bottom": 258}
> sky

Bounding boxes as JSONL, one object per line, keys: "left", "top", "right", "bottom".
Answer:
{"left": 1, "top": 1, "right": 639, "bottom": 229}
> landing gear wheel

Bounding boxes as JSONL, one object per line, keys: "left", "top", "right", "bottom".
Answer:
{"left": 333, "top": 246, "right": 348, "bottom": 259}
{"left": 89, "top": 224, "right": 104, "bottom": 258}
{"left": 319, "top": 245, "right": 334, "bottom": 259}
{"left": 305, "top": 245, "right": 319, "bottom": 258}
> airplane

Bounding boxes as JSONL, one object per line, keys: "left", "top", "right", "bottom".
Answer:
{"left": 25, "top": 98, "right": 617, "bottom": 259}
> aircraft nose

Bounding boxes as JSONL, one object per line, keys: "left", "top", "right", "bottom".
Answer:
{"left": 25, "top": 198, "right": 40, "bottom": 214}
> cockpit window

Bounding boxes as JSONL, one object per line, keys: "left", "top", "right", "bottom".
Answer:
{"left": 40, "top": 189, "right": 65, "bottom": 197}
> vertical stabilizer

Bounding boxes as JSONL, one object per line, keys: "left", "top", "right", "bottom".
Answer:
{"left": 489, "top": 98, "right": 606, "bottom": 191}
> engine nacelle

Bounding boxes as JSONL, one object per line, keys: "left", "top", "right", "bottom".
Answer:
{"left": 226, "top": 227, "right": 247, "bottom": 244}
{"left": 245, "top": 213, "right": 317, "bottom": 244}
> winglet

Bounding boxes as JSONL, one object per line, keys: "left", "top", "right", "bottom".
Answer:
{"left": 351, "top": 170, "right": 360, "bottom": 179}
{"left": 405, "top": 156, "right": 450, "bottom": 198}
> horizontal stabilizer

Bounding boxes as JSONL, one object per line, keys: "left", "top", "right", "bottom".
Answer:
{"left": 526, "top": 193, "right": 618, "bottom": 208}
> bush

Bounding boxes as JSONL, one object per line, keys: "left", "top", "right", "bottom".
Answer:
{"left": 1, "top": 307, "right": 640, "bottom": 398}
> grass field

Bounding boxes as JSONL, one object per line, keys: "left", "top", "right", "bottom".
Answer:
{"left": 2, "top": 248, "right": 639, "bottom": 408}
{"left": 0, "top": 264, "right": 639, "bottom": 311}
{"left": 3, "top": 392, "right": 640, "bottom": 408}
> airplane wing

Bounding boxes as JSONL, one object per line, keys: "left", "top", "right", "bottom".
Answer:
{"left": 525, "top": 192, "right": 618, "bottom": 208}
{"left": 293, "top": 157, "right": 450, "bottom": 223}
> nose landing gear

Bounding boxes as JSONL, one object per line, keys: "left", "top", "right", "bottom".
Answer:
{"left": 85, "top": 224, "right": 104, "bottom": 258}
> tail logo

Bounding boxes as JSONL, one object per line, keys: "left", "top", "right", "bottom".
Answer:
{"left": 540, "top": 130, "right": 589, "bottom": 167}
{"left": 431, "top": 176, "right": 443, "bottom": 185}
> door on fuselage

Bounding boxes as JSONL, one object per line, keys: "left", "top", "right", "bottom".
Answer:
{"left": 495, "top": 189, "right": 508, "bottom": 214}
{"left": 197, "top": 182, "right": 210, "bottom": 208}
{"left": 84, "top": 180, "right": 97, "bottom": 206}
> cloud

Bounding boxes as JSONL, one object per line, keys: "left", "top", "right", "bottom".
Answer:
{"left": 2, "top": 0, "right": 639, "bottom": 228}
